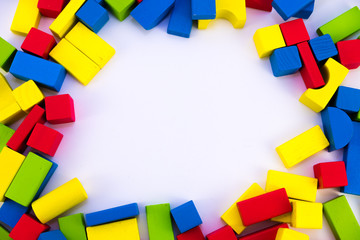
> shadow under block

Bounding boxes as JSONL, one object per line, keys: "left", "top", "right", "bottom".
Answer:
{"left": 0, "top": 37, "right": 17, "bottom": 72}
{"left": 171, "top": 200, "right": 202, "bottom": 233}
{"left": 206, "top": 225, "right": 237, "bottom": 240}
{"left": 9, "top": 214, "right": 49, "bottom": 240}
{"left": 246, "top": 0, "right": 272, "bottom": 12}
{"left": 266, "top": 170, "right": 318, "bottom": 202}
{"left": 238, "top": 223, "right": 288, "bottom": 240}
{"left": 177, "top": 226, "right": 204, "bottom": 240}
{"left": 276, "top": 125, "right": 329, "bottom": 168}
{"left": 39, "top": 230, "right": 67, "bottom": 240}
{"left": 0, "top": 73, "right": 22, "bottom": 124}
{"left": 309, "top": 34, "right": 338, "bottom": 62}
{"left": 270, "top": 46, "right": 302, "bottom": 77}
{"left": 146, "top": 203, "right": 175, "bottom": 240}
{"left": 50, "top": 39, "right": 100, "bottom": 86}
{"left": 0, "top": 198, "right": 28, "bottom": 228}
{"left": 271, "top": 0, "right": 313, "bottom": 21}
{"left": 12, "top": 80, "right": 45, "bottom": 112}
{"left": 10, "top": 0, "right": 40, "bottom": 36}
{"left": 58, "top": 213, "right": 87, "bottom": 240}
{"left": 49, "top": 0, "right": 87, "bottom": 38}
{"left": 335, "top": 86, "right": 360, "bottom": 113}
{"left": 300, "top": 58, "right": 349, "bottom": 112}
{"left": 87, "top": 218, "right": 140, "bottom": 240}
{"left": 167, "top": 0, "right": 192, "bottom": 38}
{"left": 253, "top": 24, "right": 286, "bottom": 58}
{"left": 0, "top": 123, "right": 15, "bottom": 152}
{"left": 291, "top": 201, "right": 323, "bottom": 229}
{"left": 0, "top": 225, "right": 11, "bottom": 240}
{"left": 37, "top": 0, "right": 69, "bottom": 18}
{"left": 32, "top": 178, "right": 88, "bottom": 223}
{"left": 191, "top": 0, "right": 216, "bottom": 20}
{"left": 337, "top": 39, "right": 360, "bottom": 70}
{"left": 279, "top": 19, "right": 310, "bottom": 46}
{"left": 45, "top": 94, "right": 75, "bottom": 124}
{"left": 104, "top": 0, "right": 135, "bottom": 21}
{"left": 314, "top": 161, "right": 348, "bottom": 189}
{"left": 275, "top": 228, "right": 309, "bottom": 240}
{"left": 76, "top": 0, "right": 109, "bottom": 33}
{"left": 221, "top": 183, "right": 265, "bottom": 234}
{"left": 317, "top": 7, "right": 360, "bottom": 44}
{"left": 21, "top": 28, "right": 56, "bottom": 59}
{"left": 323, "top": 195, "right": 360, "bottom": 240}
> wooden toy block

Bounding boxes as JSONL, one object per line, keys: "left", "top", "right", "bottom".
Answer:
{"left": 87, "top": 218, "right": 140, "bottom": 240}
{"left": 279, "top": 19, "right": 310, "bottom": 46}
{"left": 271, "top": 199, "right": 300, "bottom": 224}
{"left": 309, "top": 34, "right": 338, "bottom": 62}
{"left": 324, "top": 195, "right": 360, "bottom": 240}
{"left": 65, "top": 22, "right": 115, "bottom": 69}
{"left": 76, "top": 0, "right": 109, "bottom": 33}
{"left": 238, "top": 223, "right": 289, "bottom": 240}
{"left": 38, "top": 0, "right": 69, "bottom": 18}
{"left": 221, "top": 183, "right": 265, "bottom": 234}
{"left": 12, "top": 80, "right": 45, "bottom": 112}
{"left": 206, "top": 225, "right": 237, "bottom": 240}
{"left": 337, "top": 39, "right": 360, "bottom": 70}
{"left": 21, "top": 28, "right": 56, "bottom": 60}
{"left": 33, "top": 156, "right": 58, "bottom": 200}
{"left": 49, "top": 39, "right": 100, "bottom": 86}
{"left": 0, "top": 199, "right": 28, "bottom": 228}
{"left": 276, "top": 125, "right": 329, "bottom": 168}
{"left": 167, "top": 0, "right": 192, "bottom": 38}
{"left": 293, "top": 0, "right": 314, "bottom": 19}
{"left": 191, "top": 0, "right": 216, "bottom": 20}
{"left": 5, "top": 152, "right": 52, "bottom": 207}
{"left": 237, "top": 188, "right": 291, "bottom": 226}
{"left": 266, "top": 170, "right": 318, "bottom": 202}
{"left": 85, "top": 203, "right": 139, "bottom": 226}
{"left": 300, "top": 58, "right": 349, "bottom": 112}
{"left": 32, "top": 178, "right": 88, "bottom": 223}
{"left": 246, "top": 0, "right": 272, "bottom": 12}
{"left": 272, "top": 0, "right": 313, "bottom": 21}
{"left": 0, "top": 123, "right": 15, "bottom": 152}
{"left": 146, "top": 203, "right": 175, "bottom": 240}
{"left": 253, "top": 24, "right": 286, "bottom": 58}
{"left": 9, "top": 51, "right": 66, "bottom": 92}
{"left": 58, "top": 213, "right": 87, "bottom": 240}
{"left": 45, "top": 94, "right": 75, "bottom": 124}
{"left": 0, "top": 147, "right": 25, "bottom": 202}
{"left": 317, "top": 7, "right": 360, "bottom": 44}
{"left": 335, "top": 86, "right": 360, "bottom": 113}
{"left": 0, "top": 225, "right": 11, "bottom": 240}
{"left": 321, "top": 107, "right": 353, "bottom": 151}
{"left": 314, "top": 161, "right": 348, "bottom": 189}
{"left": 0, "top": 37, "right": 17, "bottom": 72}
{"left": 0, "top": 74, "right": 23, "bottom": 124}
{"left": 177, "top": 226, "right": 204, "bottom": 240}
{"left": 104, "top": 0, "right": 135, "bottom": 21}
{"left": 171, "top": 200, "right": 202, "bottom": 233}
{"left": 38, "top": 230, "right": 67, "bottom": 240}
{"left": 9, "top": 214, "right": 49, "bottom": 240}
{"left": 292, "top": 201, "right": 322, "bottom": 229}
{"left": 49, "top": 0, "right": 86, "bottom": 39}
{"left": 11, "top": 0, "right": 40, "bottom": 36}
{"left": 27, "top": 123, "right": 63, "bottom": 156}
{"left": 275, "top": 228, "right": 309, "bottom": 240}
{"left": 269, "top": 46, "right": 302, "bottom": 77}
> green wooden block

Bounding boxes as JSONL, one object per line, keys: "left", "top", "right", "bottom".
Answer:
{"left": 0, "top": 123, "right": 14, "bottom": 152}
{"left": 5, "top": 152, "right": 52, "bottom": 207}
{"left": 58, "top": 213, "right": 87, "bottom": 240}
{"left": 0, "top": 225, "right": 11, "bottom": 240}
{"left": 146, "top": 203, "right": 174, "bottom": 240}
{"left": 0, "top": 37, "right": 17, "bottom": 72}
{"left": 323, "top": 195, "right": 360, "bottom": 240}
{"left": 104, "top": 0, "right": 135, "bottom": 21}
{"left": 317, "top": 7, "right": 360, "bottom": 43}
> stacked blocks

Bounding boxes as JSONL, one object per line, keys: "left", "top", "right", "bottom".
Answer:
{"left": 45, "top": 94, "right": 75, "bottom": 124}
{"left": 59, "top": 213, "right": 87, "bottom": 240}
{"left": 171, "top": 200, "right": 202, "bottom": 233}
{"left": 104, "top": 0, "right": 135, "bottom": 21}
{"left": 337, "top": 39, "right": 360, "bottom": 70}
{"left": 246, "top": 0, "right": 273, "bottom": 12}
{"left": 279, "top": 19, "right": 310, "bottom": 46}
{"left": 275, "top": 228, "right": 309, "bottom": 240}
{"left": 238, "top": 223, "right": 288, "bottom": 240}
{"left": 146, "top": 203, "right": 174, "bottom": 240}
{"left": 0, "top": 37, "right": 17, "bottom": 72}
{"left": 167, "top": 0, "right": 192, "bottom": 38}
{"left": 0, "top": 74, "right": 22, "bottom": 124}
{"left": 0, "top": 199, "right": 28, "bottom": 228}
{"left": 11, "top": 0, "right": 41, "bottom": 35}
{"left": 272, "top": 0, "right": 313, "bottom": 21}
{"left": 206, "top": 225, "right": 236, "bottom": 240}
{"left": 191, "top": 0, "right": 216, "bottom": 20}
{"left": 9, "top": 214, "right": 49, "bottom": 240}
{"left": 270, "top": 46, "right": 302, "bottom": 77}
{"left": 76, "top": 0, "right": 109, "bottom": 33}
{"left": 309, "top": 34, "right": 338, "bottom": 62}
{"left": 177, "top": 226, "right": 204, "bottom": 240}
{"left": 27, "top": 123, "right": 63, "bottom": 156}
{"left": 253, "top": 24, "right": 286, "bottom": 58}
{"left": 38, "top": 230, "right": 67, "bottom": 240}
{"left": 21, "top": 28, "right": 56, "bottom": 59}
{"left": 37, "top": 0, "right": 69, "bottom": 18}
{"left": 335, "top": 86, "right": 360, "bottom": 113}
{"left": 12, "top": 80, "right": 45, "bottom": 112}
{"left": 314, "top": 161, "right": 348, "bottom": 189}
{"left": 0, "top": 123, "right": 15, "bottom": 152}
{"left": 291, "top": 201, "right": 323, "bottom": 229}
{"left": 86, "top": 218, "right": 140, "bottom": 240}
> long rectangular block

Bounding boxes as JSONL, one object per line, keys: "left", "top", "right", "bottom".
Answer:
{"left": 87, "top": 218, "right": 140, "bottom": 239}
{"left": 59, "top": 213, "right": 87, "bottom": 240}
{"left": 0, "top": 199, "right": 28, "bottom": 228}
{"left": 191, "top": 0, "right": 216, "bottom": 20}
{"left": 0, "top": 37, "right": 17, "bottom": 72}
{"left": 10, "top": 0, "right": 40, "bottom": 35}
{"left": 0, "top": 123, "right": 15, "bottom": 152}
{"left": 0, "top": 73, "right": 22, "bottom": 124}
{"left": 146, "top": 203, "right": 175, "bottom": 240}
{"left": 33, "top": 156, "right": 58, "bottom": 200}
{"left": 238, "top": 223, "right": 289, "bottom": 240}
{"left": 167, "top": 0, "right": 192, "bottom": 38}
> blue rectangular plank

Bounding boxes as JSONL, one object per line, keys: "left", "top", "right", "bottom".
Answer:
{"left": 167, "top": 0, "right": 192, "bottom": 38}
{"left": 191, "top": 0, "right": 215, "bottom": 20}
{"left": 272, "top": 0, "right": 313, "bottom": 21}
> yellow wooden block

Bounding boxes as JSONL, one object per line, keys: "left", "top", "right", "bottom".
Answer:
{"left": 272, "top": 199, "right": 300, "bottom": 224}
{"left": 12, "top": 80, "right": 44, "bottom": 112}
{"left": 300, "top": 58, "right": 349, "bottom": 112}
{"left": 0, "top": 74, "right": 22, "bottom": 124}
{"left": 276, "top": 125, "right": 329, "bottom": 168}
{"left": 65, "top": 22, "right": 115, "bottom": 69}
{"left": 49, "top": 0, "right": 86, "bottom": 38}
{"left": 50, "top": 39, "right": 100, "bottom": 86}
{"left": 87, "top": 218, "right": 140, "bottom": 240}
{"left": 221, "top": 183, "right": 265, "bottom": 234}
{"left": 253, "top": 24, "right": 285, "bottom": 58}
{"left": 10, "top": 0, "right": 40, "bottom": 36}
{"left": 276, "top": 228, "right": 309, "bottom": 240}
{"left": 292, "top": 201, "right": 323, "bottom": 229}
{"left": 266, "top": 170, "right": 318, "bottom": 202}
{"left": 0, "top": 147, "right": 25, "bottom": 202}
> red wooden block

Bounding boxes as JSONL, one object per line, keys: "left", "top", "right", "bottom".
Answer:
{"left": 238, "top": 223, "right": 289, "bottom": 240}
{"left": 297, "top": 41, "right": 325, "bottom": 89}
{"left": 206, "top": 225, "right": 237, "bottom": 240}
{"left": 27, "top": 123, "right": 63, "bottom": 157}
{"left": 7, "top": 105, "right": 45, "bottom": 153}
{"left": 314, "top": 161, "right": 348, "bottom": 189}
{"left": 237, "top": 188, "right": 291, "bottom": 226}
{"left": 246, "top": 0, "right": 273, "bottom": 12}
{"left": 45, "top": 94, "right": 75, "bottom": 124}
{"left": 9, "top": 214, "right": 49, "bottom": 240}
{"left": 21, "top": 28, "right": 56, "bottom": 59}
{"left": 177, "top": 226, "right": 205, "bottom": 240}
{"left": 337, "top": 39, "right": 360, "bottom": 70}
{"left": 37, "top": 0, "right": 69, "bottom": 18}
{"left": 280, "top": 19, "right": 310, "bottom": 46}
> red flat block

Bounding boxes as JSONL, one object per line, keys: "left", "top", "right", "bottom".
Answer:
{"left": 314, "top": 161, "right": 348, "bottom": 189}
{"left": 177, "top": 226, "right": 205, "bottom": 240}
{"left": 337, "top": 39, "right": 360, "bottom": 70}
{"left": 21, "top": 28, "right": 56, "bottom": 59}
{"left": 45, "top": 94, "right": 75, "bottom": 124}
{"left": 7, "top": 105, "right": 45, "bottom": 153}
{"left": 9, "top": 214, "right": 49, "bottom": 240}
{"left": 239, "top": 223, "right": 289, "bottom": 240}
{"left": 246, "top": 0, "right": 272, "bottom": 12}
{"left": 297, "top": 41, "right": 325, "bottom": 89}
{"left": 27, "top": 123, "right": 63, "bottom": 157}
{"left": 37, "top": 0, "right": 69, "bottom": 18}
{"left": 237, "top": 188, "right": 291, "bottom": 226}
{"left": 206, "top": 225, "right": 237, "bottom": 240}
{"left": 280, "top": 19, "right": 310, "bottom": 46}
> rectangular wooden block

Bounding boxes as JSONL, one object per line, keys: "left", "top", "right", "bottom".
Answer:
{"left": 191, "top": 0, "right": 216, "bottom": 20}
{"left": 86, "top": 218, "right": 140, "bottom": 240}
{"left": 272, "top": 0, "right": 312, "bottom": 21}
{"left": 9, "top": 214, "right": 49, "bottom": 240}
{"left": 33, "top": 157, "right": 58, "bottom": 200}
{"left": 0, "top": 73, "right": 22, "bottom": 124}
{"left": 335, "top": 86, "right": 360, "bottom": 113}
{"left": 0, "top": 123, "right": 15, "bottom": 152}
{"left": 314, "top": 161, "right": 348, "bottom": 189}
{"left": 177, "top": 226, "right": 204, "bottom": 240}
{"left": 10, "top": 0, "right": 40, "bottom": 36}
{"left": 146, "top": 203, "right": 175, "bottom": 240}
{"left": 206, "top": 225, "right": 237, "bottom": 240}
{"left": 238, "top": 223, "right": 289, "bottom": 240}
{"left": 291, "top": 201, "right": 323, "bottom": 229}
{"left": 337, "top": 39, "right": 360, "bottom": 70}
{"left": 12, "top": 80, "right": 45, "bottom": 112}
{"left": 58, "top": 213, "right": 87, "bottom": 240}
{"left": 275, "top": 228, "right": 309, "bottom": 240}
{"left": 167, "top": 0, "right": 192, "bottom": 38}
{"left": 0, "top": 37, "right": 17, "bottom": 72}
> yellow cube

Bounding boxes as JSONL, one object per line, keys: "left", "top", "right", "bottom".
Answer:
{"left": 87, "top": 218, "right": 140, "bottom": 240}
{"left": 292, "top": 201, "right": 323, "bottom": 229}
{"left": 0, "top": 73, "right": 22, "bottom": 124}
{"left": 13, "top": 80, "right": 44, "bottom": 112}
{"left": 10, "top": 0, "right": 40, "bottom": 36}
{"left": 276, "top": 228, "right": 309, "bottom": 240}
{"left": 253, "top": 24, "right": 286, "bottom": 58}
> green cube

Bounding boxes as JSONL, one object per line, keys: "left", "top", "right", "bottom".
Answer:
{"left": 104, "top": 0, "right": 135, "bottom": 21}
{"left": 146, "top": 203, "right": 174, "bottom": 240}
{"left": 0, "top": 37, "right": 17, "bottom": 72}
{"left": 58, "top": 213, "right": 87, "bottom": 240}
{"left": 0, "top": 123, "right": 14, "bottom": 152}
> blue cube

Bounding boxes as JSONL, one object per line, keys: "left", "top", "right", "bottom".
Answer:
{"left": 335, "top": 86, "right": 360, "bottom": 113}
{"left": 76, "top": 0, "right": 109, "bottom": 33}
{"left": 270, "top": 46, "right": 302, "bottom": 77}
{"left": 171, "top": 200, "right": 202, "bottom": 233}
{"left": 0, "top": 199, "right": 28, "bottom": 228}
{"left": 38, "top": 230, "right": 67, "bottom": 240}
{"left": 309, "top": 34, "right": 338, "bottom": 62}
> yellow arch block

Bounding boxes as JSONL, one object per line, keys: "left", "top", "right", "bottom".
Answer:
{"left": 87, "top": 218, "right": 140, "bottom": 240}
{"left": 10, "top": 0, "right": 40, "bottom": 36}
{"left": 276, "top": 228, "right": 309, "bottom": 240}
{"left": 253, "top": 24, "right": 285, "bottom": 58}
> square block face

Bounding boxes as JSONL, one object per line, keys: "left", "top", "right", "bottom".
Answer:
{"left": 38, "top": 0, "right": 69, "bottom": 18}
{"left": 9, "top": 214, "right": 49, "bottom": 240}
{"left": 76, "top": 0, "right": 109, "bottom": 33}
{"left": 314, "top": 161, "right": 348, "bottom": 189}
{"left": 21, "top": 28, "right": 56, "bottom": 59}
{"left": 206, "top": 226, "right": 237, "bottom": 240}
{"left": 309, "top": 34, "right": 338, "bottom": 62}
{"left": 337, "top": 39, "right": 360, "bottom": 69}
{"left": 171, "top": 200, "right": 202, "bottom": 233}
{"left": 45, "top": 94, "right": 75, "bottom": 124}
{"left": 177, "top": 226, "right": 204, "bottom": 240}
{"left": 0, "top": 37, "right": 17, "bottom": 72}
{"left": 38, "top": 230, "right": 67, "bottom": 240}
{"left": 0, "top": 199, "right": 28, "bottom": 228}
{"left": 270, "top": 46, "right": 302, "bottom": 77}
{"left": 13, "top": 80, "right": 44, "bottom": 112}
{"left": 59, "top": 213, "right": 87, "bottom": 240}
{"left": 280, "top": 19, "right": 310, "bottom": 46}
{"left": 253, "top": 24, "right": 286, "bottom": 58}
{"left": 292, "top": 201, "right": 323, "bottom": 229}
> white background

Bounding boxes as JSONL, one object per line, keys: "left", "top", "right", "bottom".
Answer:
{"left": 1, "top": 0, "right": 360, "bottom": 239}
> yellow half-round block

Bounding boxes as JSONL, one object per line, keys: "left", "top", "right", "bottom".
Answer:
{"left": 272, "top": 199, "right": 300, "bottom": 224}
{"left": 0, "top": 73, "right": 22, "bottom": 124}
{"left": 12, "top": 80, "right": 44, "bottom": 112}
{"left": 221, "top": 183, "right": 265, "bottom": 234}
{"left": 300, "top": 58, "right": 349, "bottom": 112}
{"left": 292, "top": 201, "right": 323, "bottom": 229}
{"left": 253, "top": 24, "right": 285, "bottom": 58}
{"left": 32, "top": 178, "right": 88, "bottom": 223}
{"left": 276, "top": 125, "right": 329, "bottom": 168}
{"left": 10, "top": 0, "right": 40, "bottom": 36}
{"left": 87, "top": 218, "right": 140, "bottom": 240}
{"left": 276, "top": 228, "right": 309, "bottom": 240}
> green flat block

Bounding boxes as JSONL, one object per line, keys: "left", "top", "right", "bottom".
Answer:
{"left": 0, "top": 224, "right": 12, "bottom": 240}
{"left": 317, "top": 7, "right": 360, "bottom": 43}
{"left": 58, "top": 213, "right": 87, "bottom": 240}
{"left": 0, "top": 37, "right": 17, "bottom": 72}
{"left": 0, "top": 123, "right": 14, "bottom": 152}
{"left": 146, "top": 203, "right": 174, "bottom": 240}
{"left": 324, "top": 195, "right": 360, "bottom": 240}
{"left": 5, "top": 152, "right": 52, "bottom": 207}
{"left": 104, "top": 0, "right": 135, "bottom": 21}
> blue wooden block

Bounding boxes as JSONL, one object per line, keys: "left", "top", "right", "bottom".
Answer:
{"left": 293, "top": 0, "right": 314, "bottom": 19}
{"left": 94, "top": 0, "right": 104, "bottom": 5}
{"left": 38, "top": 230, "right": 67, "bottom": 240}
{"left": 269, "top": 46, "right": 302, "bottom": 77}
{"left": 0, "top": 199, "right": 28, "bottom": 228}
{"left": 33, "top": 155, "right": 58, "bottom": 200}
{"left": 321, "top": 107, "right": 353, "bottom": 152}
{"left": 309, "top": 34, "right": 338, "bottom": 62}
{"left": 9, "top": 51, "right": 66, "bottom": 92}
{"left": 335, "top": 86, "right": 360, "bottom": 114}
{"left": 85, "top": 203, "right": 139, "bottom": 226}
{"left": 76, "top": 0, "right": 109, "bottom": 33}
{"left": 167, "top": 0, "right": 192, "bottom": 38}
{"left": 191, "top": 0, "right": 216, "bottom": 20}
{"left": 170, "top": 200, "right": 202, "bottom": 233}
{"left": 272, "top": 0, "right": 313, "bottom": 21}
{"left": 130, "top": 0, "right": 175, "bottom": 30}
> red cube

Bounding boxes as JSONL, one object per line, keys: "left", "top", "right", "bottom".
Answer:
{"left": 177, "top": 226, "right": 205, "bottom": 240}
{"left": 45, "top": 94, "right": 75, "bottom": 124}
{"left": 337, "top": 39, "right": 360, "bottom": 69}
{"left": 280, "top": 19, "right": 310, "bottom": 46}
{"left": 9, "top": 214, "right": 49, "bottom": 240}
{"left": 21, "top": 28, "right": 56, "bottom": 59}
{"left": 206, "top": 225, "right": 237, "bottom": 240}
{"left": 37, "top": 0, "right": 69, "bottom": 18}
{"left": 314, "top": 161, "right": 348, "bottom": 189}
